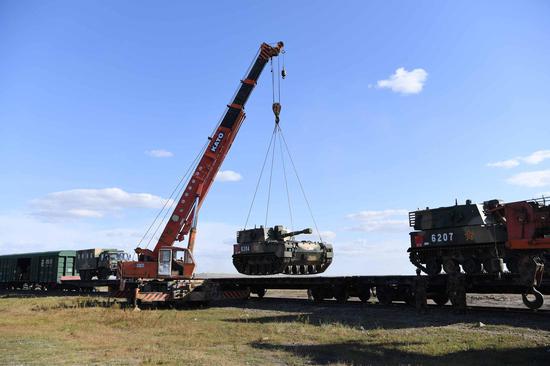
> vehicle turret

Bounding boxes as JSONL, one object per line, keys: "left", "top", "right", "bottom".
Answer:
{"left": 267, "top": 226, "right": 312, "bottom": 240}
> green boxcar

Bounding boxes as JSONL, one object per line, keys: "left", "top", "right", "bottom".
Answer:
{"left": 0, "top": 251, "right": 77, "bottom": 284}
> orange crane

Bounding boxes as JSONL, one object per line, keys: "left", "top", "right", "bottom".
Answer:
{"left": 119, "top": 42, "right": 284, "bottom": 287}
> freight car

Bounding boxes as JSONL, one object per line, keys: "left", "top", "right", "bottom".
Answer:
{"left": 0, "top": 250, "right": 77, "bottom": 290}
{"left": 408, "top": 198, "right": 550, "bottom": 281}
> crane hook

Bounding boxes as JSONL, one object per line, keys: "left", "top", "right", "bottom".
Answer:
{"left": 272, "top": 102, "right": 281, "bottom": 124}
{"left": 281, "top": 67, "right": 287, "bottom": 79}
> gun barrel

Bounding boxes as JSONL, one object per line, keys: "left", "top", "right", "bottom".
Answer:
{"left": 283, "top": 228, "right": 313, "bottom": 237}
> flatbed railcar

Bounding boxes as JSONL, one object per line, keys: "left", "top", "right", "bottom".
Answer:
{"left": 55, "top": 272, "right": 550, "bottom": 310}
{"left": 211, "top": 273, "right": 549, "bottom": 308}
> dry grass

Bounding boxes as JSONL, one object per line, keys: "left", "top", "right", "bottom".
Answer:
{"left": 0, "top": 295, "right": 549, "bottom": 365}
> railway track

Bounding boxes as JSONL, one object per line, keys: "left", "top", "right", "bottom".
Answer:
{"left": 2, "top": 288, "right": 549, "bottom": 316}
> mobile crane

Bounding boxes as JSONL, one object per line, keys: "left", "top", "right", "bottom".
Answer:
{"left": 118, "top": 42, "right": 284, "bottom": 304}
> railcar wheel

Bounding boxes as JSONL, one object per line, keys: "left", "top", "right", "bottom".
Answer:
{"left": 254, "top": 288, "right": 266, "bottom": 299}
{"left": 309, "top": 288, "right": 324, "bottom": 303}
{"left": 334, "top": 288, "right": 349, "bottom": 304}
{"left": 462, "top": 258, "right": 482, "bottom": 275}
{"left": 443, "top": 258, "right": 460, "bottom": 274}
{"left": 425, "top": 259, "right": 442, "bottom": 276}
{"left": 431, "top": 293, "right": 449, "bottom": 306}
{"left": 376, "top": 286, "right": 393, "bottom": 305}
{"left": 358, "top": 287, "right": 371, "bottom": 303}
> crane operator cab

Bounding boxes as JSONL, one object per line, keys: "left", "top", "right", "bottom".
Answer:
{"left": 158, "top": 247, "right": 195, "bottom": 279}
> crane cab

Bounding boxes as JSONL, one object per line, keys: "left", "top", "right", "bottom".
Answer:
{"left": 157, "top": 246, "right": 195, "bottom": 278}
{"left": 119, "top": 246, "right": 195, "bottom": 280}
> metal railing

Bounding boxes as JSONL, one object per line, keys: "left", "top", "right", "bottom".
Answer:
{"left": 408, "top": 212, "right": 416, "bottom": 227}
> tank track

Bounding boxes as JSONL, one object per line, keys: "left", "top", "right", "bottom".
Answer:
{"left": 233, "top": 255, "right": 332, "bottom": 276}
{"left": 409, "top": 244, "right": 549, "bottom": 281}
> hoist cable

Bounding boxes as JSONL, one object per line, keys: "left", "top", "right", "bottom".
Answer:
{"left": 144, "top": 140, "right": 208, "bottom": 249}
{"left": 243, "top": 125, "right": 278, "bottom": 229}
{"left": 264, "top": 128, "right": 278, "bottom": 227}
{"left": 278, "top": 124, "right": 294, "bottom": 232}
{"left": 138, "top": 143, "right": 203, "bottom": 250}
{"left": 277, "top": 55, "right": 281, "bottom": 103}
{"left": 270, "top": 58, "right": 275, "bottom": 104}
{"left": 278, "top": 127, "right": 324, "bottom": 242}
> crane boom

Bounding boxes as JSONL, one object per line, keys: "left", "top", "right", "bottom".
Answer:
{"left": 134, "top": 42, "right": 284, "bottom": 265}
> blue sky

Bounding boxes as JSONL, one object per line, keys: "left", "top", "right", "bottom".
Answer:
{"left": 1, "top": 1, "right": 549, "bottom": 274}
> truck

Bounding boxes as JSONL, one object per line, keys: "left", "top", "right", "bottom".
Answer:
{"left": 77, "top": 249, "right": 130, "bottom": 280}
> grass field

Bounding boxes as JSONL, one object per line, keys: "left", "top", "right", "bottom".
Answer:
{"left": 0, "top": 294, "right": 549, "bottom": 365}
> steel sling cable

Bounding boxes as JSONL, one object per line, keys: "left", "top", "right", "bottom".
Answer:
{"left": 243, "top": 124, "right": 278, "bottom": 229}
{"left": 278, "top": 124, "right": 294, "bottom": 233}
{"left": 278, "top": 127, "right": 324, "bottom": 242}
{"left": 264, "top": 128, "right": 278, "bottom": 227}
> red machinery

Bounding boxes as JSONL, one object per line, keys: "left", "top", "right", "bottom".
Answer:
{"left": 501, "top": 198, "right": 550, "bottom": 250}
{"left": 119, "top": 42, "right": 284, "bottom": 291}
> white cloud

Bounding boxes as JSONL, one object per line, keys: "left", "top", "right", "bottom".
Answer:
{"left": 301, "top": 230, "right": 336, "bottom": 242}
{"left": 346, "top": 209, "right": 409, "bottom": 232}
{"left": 319, "top": 230, "right": 336, "bottom": 241}
{"left": 146, "top": 149, "right": 174, "bottom": 158}
{"left": 215, "top": 170, "right": 243, "bottom": 182}
{"left": 0, "top": 213, "right": 143, "bottom": 255}
{"left": 376, "top": 67, "right": 428, "bottom": 95}
{"left": 487, "top": 150, "right": 550, "bottom": 169}
{"left": 30, "top": 187, "right": 170, "bottom": 220}
{"left": 327, "top": 238, "right": 413, "bottom": 275}
{"left": 0, "top": 213, "right": 240, "bottom": 275}
{"left": 506, "top": 170, "right": 550, "bottom": 187}
{"left": 487, "top": 159, "right": 520, "bottom": 169}
{"left": 523, "top": 150, "right": 550, "bottom": 165}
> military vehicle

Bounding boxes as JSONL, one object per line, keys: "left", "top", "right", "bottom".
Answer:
{"left": 408, "top": 198, "right": 550, "bottom": 279}
{"left": 232, "top": 225, "right": 333, "bottom": 275}
{"left": 76, "top": 248, "right": 130, "bottom": 280}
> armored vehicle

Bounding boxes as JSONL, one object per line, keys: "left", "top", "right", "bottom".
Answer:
{"left": 232, "top": 225, "right": 333, "bottom": 275}
{"left": 409, "top": 198, "right": 550, "bottom": 279}
{"left": 77, "top": 248, "right": 130, "bottom": 280}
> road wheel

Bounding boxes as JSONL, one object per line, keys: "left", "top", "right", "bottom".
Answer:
{"left": 483, "top": 258, "right": 503, "bottom": 274}
{"left": 505, "top": 256, "right": 519, "bottom": 273}
{"left": 254, "top": 288, "right": 266, "bottom": 299}
{"left": 98, "top": 269, "right": 110, "bottom": 280}
{"left": 462, "top": 258, "right": 482, "bottom": 275}
{"left": 425, "top": 258, "right": 442, "bottom": 276}
{"left": 443, "top": 258, "right": 460, "bottom": 274}
{"left": 80, "top": 270, "right": 91, "bottom": 281}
